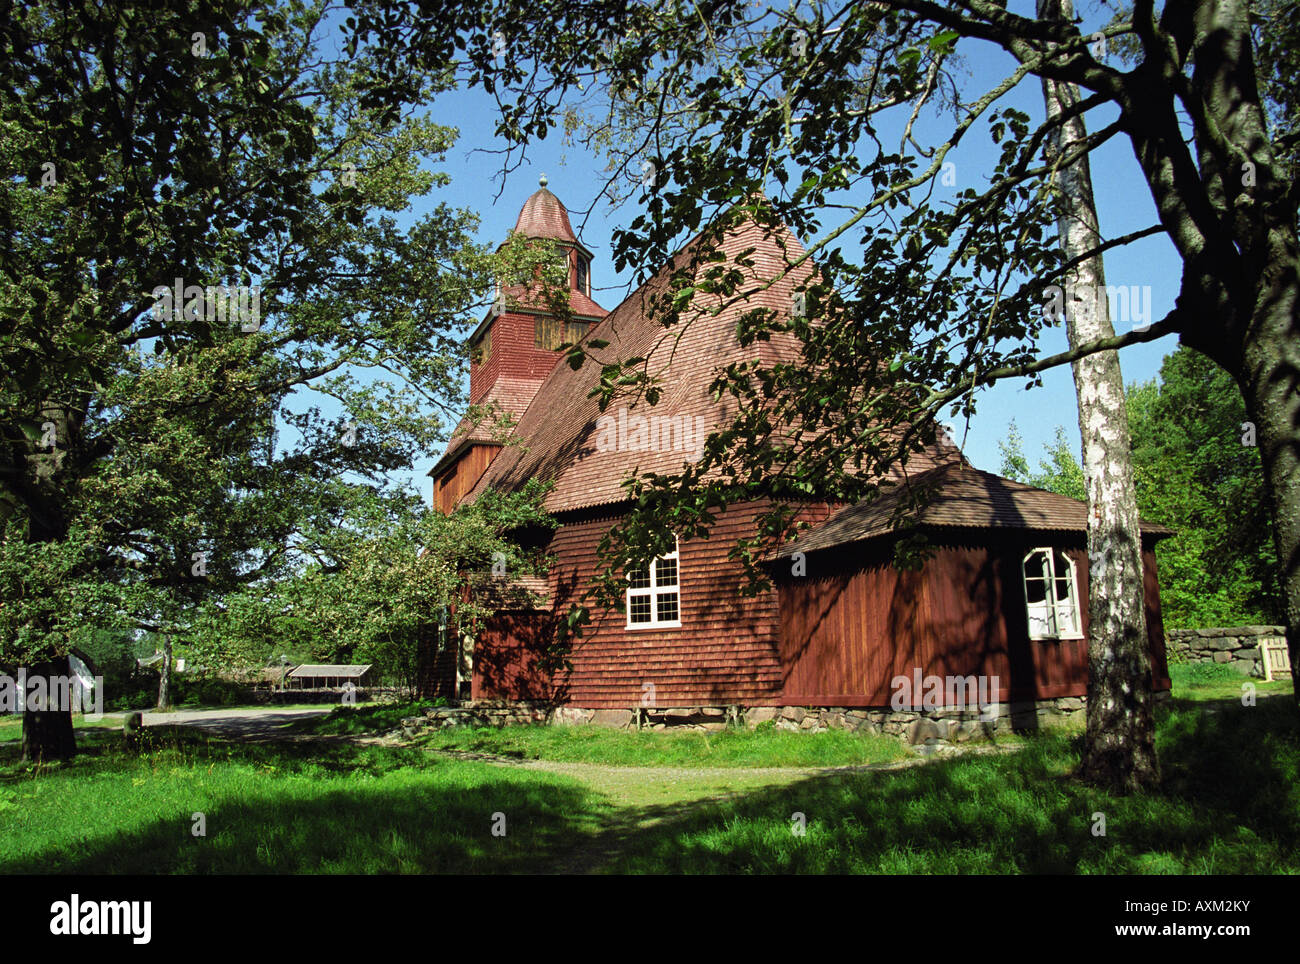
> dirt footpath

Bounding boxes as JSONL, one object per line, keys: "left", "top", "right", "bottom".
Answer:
{"left": 105, "top": 706, "right": 334, "bottom": 739}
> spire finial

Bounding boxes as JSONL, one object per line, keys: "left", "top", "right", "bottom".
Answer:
{"left": 538, "top": 173, "right": 548, "bottom": 188}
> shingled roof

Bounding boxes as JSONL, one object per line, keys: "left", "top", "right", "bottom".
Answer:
{"left": 774, "top": 461, "right": 1174, "bottom": 557}
{"left": 467, "top": 572, "right": 552, "bottom": 609}
{"left": 513, "top": 181, "right": 580, "bottom": 244}
{"left": 465, "top": 213, "right": 962, "bottom": 514}
{"left": 497, "top": 280, "right": 608, "bottom": 320}
{"left": 431, "top": 375, "right": 544, "bottom": 476}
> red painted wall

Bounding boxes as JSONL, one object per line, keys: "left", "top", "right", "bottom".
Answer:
{"left": 463, "top": 514, "right": 1172, "bottom": 710}
{"left": 465, "top": 501, "right": 837, "bottom": 707}
{"left": 472, "top": 611, "right": 555, "bottom": 701}
{"left": 543, "top": 502, "right": 788, "bottom": 706}
{"left": 777, "top": 532, "right": 1171, "bottom": 706}
{"left": 471, "top": 312, "right": 570, "bottom": 404}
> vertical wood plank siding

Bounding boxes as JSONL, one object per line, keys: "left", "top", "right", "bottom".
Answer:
{"left": 433, "top": 445, "right": 497, "bottom": 514}
{"left": 472, "top": 612, "right": 556, "bottom": 701}
{"left": 776, "top": 531, "right": 1172, "bottom": 706}
{"left": 415, "top": 620, "right": 456, "bottom": 700}
{"left": 465, "top": 513, "right": 1172, "bottom": 709}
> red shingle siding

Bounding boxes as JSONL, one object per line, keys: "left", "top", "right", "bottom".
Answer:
{"left": 431, "top": 191, "right": 1174, "bottom": 715}
{"left": 528, "top": 501, "right": 792, "bottom": 707}
{"left": 778, "top": 462, "right": 1173, "bottom": 555}
{"left": 496, "top": 279, "right": 607, "bottom": 319}
{"left": 513, "top": 186, "right": 579, "bottom": 242}
{"left": 471, "top": 312, "right": 578, "bottom": 405}
{"left": 467, "top": 216, "right": 962, "bottom": 515}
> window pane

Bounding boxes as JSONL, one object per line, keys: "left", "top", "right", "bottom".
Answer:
{"left": 655, "top": 557, "right": 678, "bottom": 586}
{"left": 656, "top": 593, "right": 679, "bottom": 622}
{"left": 628, "top": 595, "right": 651, "bottom": 623}
{"left": 1056, "top": 602, "right": 1078, "bottom": 634}
{"left": 1024, "top": 551, "right": 1048, "bottom": 580}
{"left": 627, "top": 566, "right": 650, "bottom": 589}
{"left": 1027, "top": 607, "right": 1055, "bottom": 637}
{"left": 1024, "top": 578, "right": 1048, "bottom": 604}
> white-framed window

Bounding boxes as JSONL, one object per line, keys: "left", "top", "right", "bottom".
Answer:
{"left": 626, "top": 539, "right": 681, "bottom": 629}
{"left": 1022, "top": 547, "right": 1083, "bottom": 640}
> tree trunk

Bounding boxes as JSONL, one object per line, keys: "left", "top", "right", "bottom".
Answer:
{"left": 1236, "top": 251, "right": 1300, "bottom": 705}
{"left": 20, "top": 658, "right": 77, "bottom": 762}
{"left": 157, "top": 635, "right": 173, "bottom": 711}
{"left": 1039, "top": 0, "right": 1159, "bottom": 791}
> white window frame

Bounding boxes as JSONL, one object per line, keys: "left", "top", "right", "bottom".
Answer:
{"left": 1022, "top": 547, "right": 1084, "bottom": 641}
{"left": 626, "top": 539, "right": 682, "bottom": 629}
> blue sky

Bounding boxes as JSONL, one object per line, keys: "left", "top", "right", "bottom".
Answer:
{"left": 333, "top": 4, "right": 1185, "bottom": 503}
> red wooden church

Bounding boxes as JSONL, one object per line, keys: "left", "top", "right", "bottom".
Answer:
{"left": 424, "top": 178, "right": 1172, "bottom": 733}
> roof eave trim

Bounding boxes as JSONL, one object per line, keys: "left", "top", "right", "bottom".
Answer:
{"left": 773, "top": 520, "right": 1175, "bottom": 559}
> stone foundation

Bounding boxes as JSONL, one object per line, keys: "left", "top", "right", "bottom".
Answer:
{"left": 741, "top": 699, "right": 1088, "bottom": 743}
{"left": 1166, "top": 626, "right": 1291, "bottom": 678}
{"left": 400, "top": 701, "right": 550, "bottom": 736}
{"left": 401, "top": 696, "right": 1126, "bottom": 746}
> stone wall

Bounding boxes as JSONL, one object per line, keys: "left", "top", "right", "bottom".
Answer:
{"left": 1166, "top": 626, "right": 1291, "bottom": 678}
{"left": 399, "top": 696, "right": 1122, "bottom": 747}
{"left": 739, "top": 700, "right": 1089, "bottom": 744}
{"left": 401, "top": 701, "right": 549, "bottom": 736}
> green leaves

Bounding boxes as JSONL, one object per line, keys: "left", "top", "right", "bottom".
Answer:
{"left": 1126, "top": 348, "right": 1282, "bottom": 626}
{"left": 0, "top": 0, "right": 495, "bottom": 677}
{"left": 928, "top": 29, "right": 960, "bottom": 54}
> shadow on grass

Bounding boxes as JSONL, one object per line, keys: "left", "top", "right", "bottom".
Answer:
{"left": 1, "top": 734, "right": 605, "bottom": 874}
{"left": 281, "top": 701, "right": 436, "bottom": 736}
{"left": 576, "top": 693, "right": 1300, "bottom": 874}
{"left": 5, "top": 692, "right": 1295, "bottom": 874}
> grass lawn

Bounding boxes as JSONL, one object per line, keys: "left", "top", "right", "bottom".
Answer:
{"left": 606, "top": 694, "right": 1298, "bottom": 873}
{"left": 0, "top": 730, "right": 605, "bottom": 874}
{"left": 0, "top": 703, "right": 334, "bottom": 744}
{"left": 0, "top": 714, "right": 120, "bottom": 741}
{"left": 416, "top": 723, "right": 913, "bottom": 768}
{"left": 1167, "top": 661, "right": 1292, "bottom": 703}
{"left": 2, "top": 664, "right": 1294, "bottom": 874}
{"left": 294, "top": 701, "right": 912, "bottom": 768}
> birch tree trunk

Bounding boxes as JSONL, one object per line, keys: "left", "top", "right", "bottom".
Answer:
{"left": 1039, "top": 0, "right": 1159, "bottom": 791}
